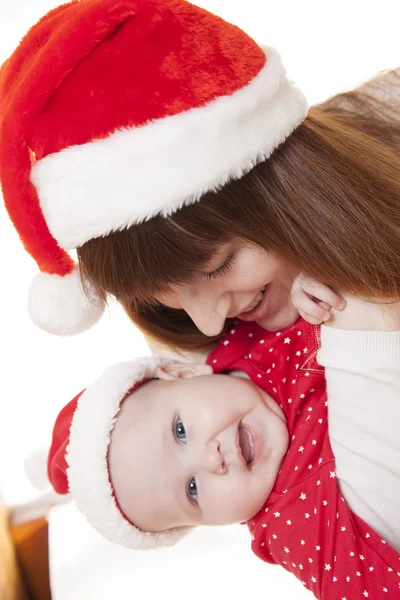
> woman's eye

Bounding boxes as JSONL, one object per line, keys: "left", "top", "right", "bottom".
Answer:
{"left": 187, "top": 477, "right": 198, "bottom": 504}
{"left": 205, "top": 252, "right": 235, "bottom": 282}
{"left": 175, "top": 419, "right": 186, "bottom": 441}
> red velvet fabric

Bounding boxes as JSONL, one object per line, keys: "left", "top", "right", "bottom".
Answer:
{"left": 47, "top": 392, "right": 83, "bottom": 494}
{"left": 0, "top": 0, "right": 265, "bottom": 276}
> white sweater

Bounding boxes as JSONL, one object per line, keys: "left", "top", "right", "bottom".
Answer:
{"left": 318, "top": 327, "right": 400, "bottom": 553}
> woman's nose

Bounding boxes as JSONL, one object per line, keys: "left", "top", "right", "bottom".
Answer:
{"left": 179, "top": 286, "right": 231, "bottom": 337}
{"left": 203, "top": 440, "right": 226, "bottom": 475}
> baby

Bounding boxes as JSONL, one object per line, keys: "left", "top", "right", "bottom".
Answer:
{"left": 48, "top": 303, "right": 400, "bottom": 599}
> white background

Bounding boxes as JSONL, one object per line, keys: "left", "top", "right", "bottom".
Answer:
{"left": 0, "top": 0, "right": 398, "bottom": 598}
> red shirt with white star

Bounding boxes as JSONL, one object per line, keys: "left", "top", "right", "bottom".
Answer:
{"left": 207, "top": 318, "right": 400, "bottom": 600}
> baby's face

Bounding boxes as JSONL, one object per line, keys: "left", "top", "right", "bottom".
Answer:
{"left": 109, "top": 365, "right": 289, "bottom": 533}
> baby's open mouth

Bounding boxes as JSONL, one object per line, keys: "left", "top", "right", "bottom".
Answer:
{"left": 238, "top": 425, "right": 255, "bottom": 467}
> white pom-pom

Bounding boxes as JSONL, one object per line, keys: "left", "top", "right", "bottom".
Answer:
{"left": 25, "top": 448, "right": 50, "bottom": 491}
{"left": 28, "top": 267, "right": 105, "bottom": 335}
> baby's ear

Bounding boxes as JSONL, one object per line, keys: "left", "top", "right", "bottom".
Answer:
{"left": 155, "top": 363, "right": 213, "bottom": 381}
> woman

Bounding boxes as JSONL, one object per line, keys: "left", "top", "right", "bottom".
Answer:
{"left": 0, "top": 0, "right": 399, "bottom": 348}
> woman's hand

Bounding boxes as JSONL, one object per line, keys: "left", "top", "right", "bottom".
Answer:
{"left": 291, "top": 273, "right": 346, "bottom": 325}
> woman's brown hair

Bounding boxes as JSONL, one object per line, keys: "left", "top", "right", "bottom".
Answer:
{"left": 78, "top": 69, "right": 400, "bottom": 350}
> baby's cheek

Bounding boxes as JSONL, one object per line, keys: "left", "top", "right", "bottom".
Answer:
{"left": 226, "top": 476, "right": 266, "bottom": 523}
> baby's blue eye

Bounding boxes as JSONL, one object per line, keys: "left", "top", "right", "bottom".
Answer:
{"left": 187, "top": 477, "right": 198, "bottom": 502}
{"left": 175, "top": 420, "right": 186, "bottom": 441}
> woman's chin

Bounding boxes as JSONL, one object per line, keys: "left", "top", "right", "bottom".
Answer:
{"left": 256, "top": 305, "right": 300, "bottom": 332}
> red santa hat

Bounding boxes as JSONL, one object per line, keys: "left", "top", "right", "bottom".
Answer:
{"left": 0, "top": 0, "right": 308, "bottom": 336}
{"left": 47, "top": 356, "right": 191, "bottom": 549}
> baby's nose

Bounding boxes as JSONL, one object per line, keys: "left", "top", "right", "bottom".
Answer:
{"left": 204, "top": 440, "right": 226, "bottom": 474}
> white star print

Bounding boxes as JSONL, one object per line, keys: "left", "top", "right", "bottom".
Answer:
{"left": 284, "top": 337, "right": 291, "bottom": 344}
{"left": 330, "top": 471, "right": 336, "bottom": 478}
{"left": 359, "top": 555, "right": 365, "bottom": 561}
{"left": 308, "top": 464, "right": 313, "bottom": 470}
{"left": 297, "top": 331, "right": 302, "bottom": 336}
{"left": 309, "top": 558, "right": 313, "bottom": 563}
{"left": 323, "top": 500, "right": 328, "bottom": 506}
{"left": 259, "top": 339, "right": 264, "bottom": 343}
{"left": 286, "top": 520, "right": 292, "bottom": 525}
{"left": 387, "top": 567, "right": 393, "bottom": 572}
{"left": 307, "top": 406, "right": 312, "bottom": 411}
{"left": 365, "top": 533, "right": 370, "bottom": 538}
{"left": 301, "top": 540, "right": 305, "bottom": 545}
{"left": 305, "top": 513, "right": 310, "bottom": 519}
{"left": 284, "top": 547, "right": 290, "bottom": 553}
{"left": 300, "top": 493, "right": 307, "bottom": 500}
{"left": 356, "top": 572, "right": 361, "bottom": 577}
{"left": 316, "top": 545, "right": 321, "bottom": 551}
{"left": 305, "top": 372, "right": 310, "bottom": 377}
{"left": 333, "top": 576, "right": 337, "bottom": 582}
{"left": 299, "top": 446, "right": 304, "bottom": 452}
{"left": 311, "top": 576, "right": 317, "bottom": 583}
{"left": 312, "top": 440, "right": 317, "bottom": 445}
{"left": 368, "top": 566, "right": 374, "bottom": 572}
{"left": 346, "top": 576, "right": 350, "bottom": 582}
{"left": 296, "top": 350, "right": 301, "bottom": 356}
{"left": 248, "top": 333, "right": 253, "bottom": 337}
{"left": 382, "top": 539, "right": 387, "bottom": 544}
{"left": 341, "top": 527, "right": 346, "bottom": 532}
{"left": 274, "top": 512, "right": 281, "bottom": 518}
{"left": 363, "top": 592, "right": 368, "bottom": 598}
{"left": 318, "top": 418, "right": 323, "bottom": 424}
{"left": 383, "top": 588, "right": 388, "bottom": 593}
{"left": 317, "top": 480, "right": 321, "bottom": 486}
{"left": 288, "top": 398, "right": 292, "bottom": 403}
{"left": 282, "top": 377, "right": 286, "bottom": 383}
{"left": 318, "top": 458, "right": 323, "bottom": 464}
{"left": 325, "top": 564, "right": 331, "bottom": 571}
{"left": 272, "top": 534, "right": 277, "bottom": 539}
{"left": 299, "top": 564, "right": 303, "bottom": 570}
{"left": 223, "top": 340, "right": 230, "bottom": 346}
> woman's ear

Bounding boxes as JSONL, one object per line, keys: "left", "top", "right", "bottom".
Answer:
{"left": 155, "top": 363, "right": 213, "bottom": 381}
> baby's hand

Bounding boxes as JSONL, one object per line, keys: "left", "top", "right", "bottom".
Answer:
{"left": 291, "top": 273, "right": 346, "bottom": 325}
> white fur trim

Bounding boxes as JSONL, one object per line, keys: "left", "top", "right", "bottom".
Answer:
{"left": 66, "top": 358, "right": 191, "bottom": 550}
{"left": 25, "top": 448, "right": 51, "bottom": 491}
{"left": 28, "top": 267, "right": 105, "bottom": 335}
{"left": 31, "top": 47, "right": 308, "bottom": 249}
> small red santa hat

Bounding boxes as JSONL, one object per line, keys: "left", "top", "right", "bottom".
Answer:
{"left": 48, "top": 356, "right": 191, "bottom": 549}
{"left": 0, "top": 0, "right": 308, "bottom": 336}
